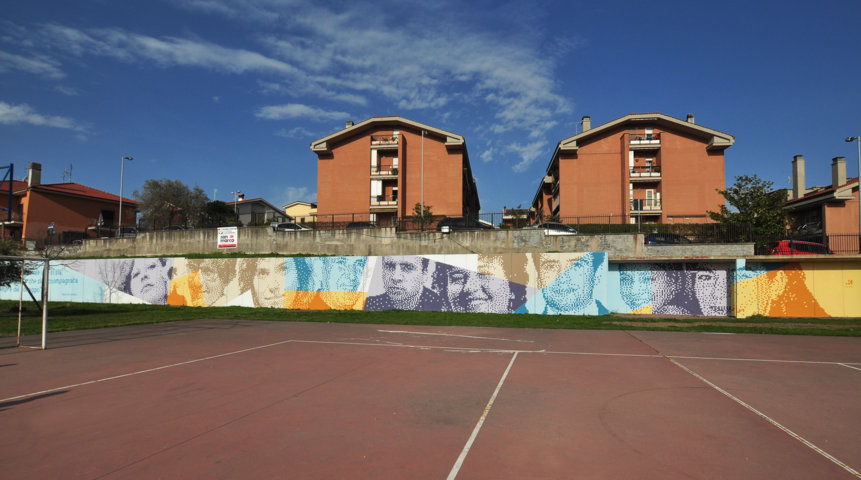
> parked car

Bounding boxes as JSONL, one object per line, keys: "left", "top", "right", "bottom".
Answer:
{"left": 273, "top": 222, "right": 312, "bottom": 232}
{"left": 525, "top": 222, "right": 578, "bottom": 235}
{"left": 437, "top": 216, "right": 493, "bottom": 232}
{"left": 346, "top": 221, "right": 375, "bottom": 229}
{"left": 644, "top": 233, "right": 691, "bottom": 245}
{"left": 115, "top": 226, "right": 137, "bottom": 238}
{"left": 767, "top": 240, "right": 833, "bottom": 255}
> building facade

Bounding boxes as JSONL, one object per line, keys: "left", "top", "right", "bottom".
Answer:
{"left": 531, "top": 113, "right": 734, "bottom": 225}
{"left": 0, "top": 162, "right": 137, "bottom": 245}
{"left": 226, "top": 194, "right": 290, "bottom": 226}
{"left": 283, "top": 201, "right": 317, "bottom": 224}
{"left": 310, "top": 116, "right": 480, "bottom": 227}
{"left": 786, "top": 155, "right": 860, "bottom": 252}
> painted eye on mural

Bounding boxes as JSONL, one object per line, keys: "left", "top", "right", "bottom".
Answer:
{"left": 448, "top": 272, "right": 466, "bottom": 284}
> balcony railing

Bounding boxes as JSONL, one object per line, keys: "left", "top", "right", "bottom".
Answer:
{"left": 371, "top": 165, "right": 398, "bottom": 176}
{"left": 630, "top": 165, "right": 662, "bottom": 178}
{"left": 371, "top": 134, "right": 399, "bottom": 146}
{"left": 370, "top": 194, "right": 398, "bottom": 206}
{"left": 630, "top": 199, "right": 662, "bottom": 211}
{"left": 629, "top": 133, "right": 661, "bottom": 149}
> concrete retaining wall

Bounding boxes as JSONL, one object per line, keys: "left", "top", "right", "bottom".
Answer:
{"left": 63, "top": 227, "right": 753, "bottom": 258}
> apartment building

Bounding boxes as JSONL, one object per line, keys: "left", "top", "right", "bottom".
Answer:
{"left": 531, "top": 113, "right": 734, "bottom": 224}
{"left": 310, "top": 116, "right": 480, "bottom": 226}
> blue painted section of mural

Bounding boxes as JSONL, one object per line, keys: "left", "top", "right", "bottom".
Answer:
{"left": 0, "top": 254, "right": 739, "bottom": 316}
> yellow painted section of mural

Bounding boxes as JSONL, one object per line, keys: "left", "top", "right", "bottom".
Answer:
{"left": 736, "top": 261, "right": 861, "bottom": 318}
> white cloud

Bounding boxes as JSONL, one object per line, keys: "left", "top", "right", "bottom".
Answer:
{"left": 508, "top": 141, "right": 548, "bottom": 173}
{"left": 54, "top": 85, "right": 79, "bottom": 96}
{"left": 279, "top": 186, "right": 316, "bottom": 207}
{"left": 0, "top": 49, "right": 64, "bottom": 79}
{"left": 256, "top": 103, "right": 349, "bottom": 121}
{"left": 275, "top": 126, "right": 315, "bottom": 139}
{"left": 481, "top": 148, "right": 495, "bottom": 163}
{"left": 0, "top": 101, "right": 88, "bottom": 132}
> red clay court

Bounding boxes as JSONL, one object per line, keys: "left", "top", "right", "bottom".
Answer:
{"left": 1, "top": 320, "right": 860, "bottom": 479}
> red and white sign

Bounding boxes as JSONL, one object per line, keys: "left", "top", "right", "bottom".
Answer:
{"left": 217, "top": 227, "right": 238, "bottom": 249}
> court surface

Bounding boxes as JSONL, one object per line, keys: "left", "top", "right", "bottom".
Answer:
{"left": 2, "top": 319, "right": 860, "bottom": 479}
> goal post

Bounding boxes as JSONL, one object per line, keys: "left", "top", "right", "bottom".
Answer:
{"left": 0, "top": 255, "right": 50, "bottom": 350}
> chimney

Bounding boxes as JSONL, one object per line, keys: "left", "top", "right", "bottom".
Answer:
{"left": 832, "top": 156, "right": 847, "bottom": 188}
{"left": 686, "top": 113, "right": 695, "bottom": 124}
{"left": 792, "top": 155, "right": 806, "bottom": 199}
{"left": 581, "top": 115, "right": 591, "bottom": 132}
{"left": 345, "top": 121, "right": 354, "bottom": 128}
{"left": 238, "top": 193, "right": 245, "bottom": 201}
{"left": 27, "top": 162, "right": 42, "bottom": 187}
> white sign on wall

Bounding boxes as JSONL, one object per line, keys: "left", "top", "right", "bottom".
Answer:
{"left": 217, "top": 226, "right": 238, "bottom": 249}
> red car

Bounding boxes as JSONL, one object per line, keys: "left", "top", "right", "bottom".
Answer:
{"left": 767, "top": 240, "right": 833, "bottom": 255}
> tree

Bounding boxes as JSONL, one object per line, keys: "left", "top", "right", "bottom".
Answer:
{"left": 199, "top": 200, "right": 239, "bottom": 228}
{"left": 411, "top": 203, "right": 434, "bottom": 230}
{"left": 708, "top": 174, "right": 787, "bottom": 246}
{"left": 134, "top": 179, "right": 209, "bottom": 230}
{"left": 0, "top": 238, "right": 35, "bottom": 288}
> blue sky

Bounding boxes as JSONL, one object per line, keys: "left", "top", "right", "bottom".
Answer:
{"left": 1, "top": 0, "right": 859, "bottom": 215}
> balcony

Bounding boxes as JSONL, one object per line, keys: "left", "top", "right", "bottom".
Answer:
{"left": 371, "top": 134, "right": 399, "bottom": 148}
{"left": 370, "top": 194, "right": 398, "bottom": 210}
{"left": 629, "top": 165, "right": 661, "bottom": 181}
{"left": 371, "top": 165, "right": 398, "bottom": 177}
{"left": 630, "top": 199, "right": 662, "bottom": 213}
{"left": 629, "top": 132, "right": 661, "bottom": 150}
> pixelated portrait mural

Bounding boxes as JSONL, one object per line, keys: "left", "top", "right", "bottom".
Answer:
{"left": 2, "top": 255, "right": 857, "bottom": 318}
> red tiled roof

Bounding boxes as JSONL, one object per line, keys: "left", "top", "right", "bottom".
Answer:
{"left": 0, "top": 180, "right": 30, "bottom": 193}
{"left": 29, "top": 182, "right": 137, "bottom": 204}
{"left": 785, "top": 176, "right": 859, "bottom": 205}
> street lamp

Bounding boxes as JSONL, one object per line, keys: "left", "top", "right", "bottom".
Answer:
{"left": 421, "top": 130, "right": 427, "bottom": 230}
{"left": 230, "top": 190, "right": 240, "bottom": 216}
{"left": 846, "top": 136, "right": 861, "bottom": 246}
{"left": 119, "top": 156, "right": 133, "bottom": 233}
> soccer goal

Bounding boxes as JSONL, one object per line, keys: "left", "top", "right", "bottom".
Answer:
{"left": 0, "top": 255, "right": 51, "bottom": 350}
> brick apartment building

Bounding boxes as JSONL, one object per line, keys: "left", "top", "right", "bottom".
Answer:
{"left": 310, "top": 116, "right": 480, "bottom": 226}
{"left": 531, "top": 113, "right": 734, "bottom": 224}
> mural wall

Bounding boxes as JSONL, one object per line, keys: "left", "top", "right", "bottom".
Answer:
{"left": 1, "top": 255, "right": 858, "bottom": 318}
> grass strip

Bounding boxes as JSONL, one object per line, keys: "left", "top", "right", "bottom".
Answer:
{"left": 1, "top": 301, "right": 859, "bottom": 338}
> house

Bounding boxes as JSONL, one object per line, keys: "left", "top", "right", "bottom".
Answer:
{"left": 0, "top": 162, "right": 138, "bottom": 245}
{"left": 226, "top": 193, "right": 290, "bottom": 226}
{"left": 785, "top": 155, "right": 859, "bottom": 252}
{"left": 283, "top": 201, "right": 317, "bottom": 224}
{"left": 310, "top": 116, "right": 480, "bottom": 227}
{"left": 530, "top": 113, "right": 734, "bottom": 225}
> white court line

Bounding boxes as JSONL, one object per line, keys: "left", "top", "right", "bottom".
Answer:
{"left": 5, "top": 337, "right": 856, "bottom": 405}
{"left": 840, "top": 363, "right": 861, "bottom": 372}
{"left": 447, "top": 351, "right": 519, "bottom": 480}
{"left": 378, "top": 329, "right": 535, "bottom": 343}
{"left": 667, "top": 357, "right": 861, "bottom": 478}
{"left": 0, "top": 339, "right": 295, "bottom": 404}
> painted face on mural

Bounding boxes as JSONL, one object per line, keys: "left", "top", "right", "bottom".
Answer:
{"left": 381, "top": 256, "right": 425, "bottom": 306}
{"left": 253, "top": 259, "right": 285, "bottom": 307}
{"left": 619, "top": 264, "right": 651, "bottom": 311}
{"left": 692, "top": 268, "right": 727, "bottom": 316}
{"left": 129, "top": 258, "right": 171, "bottom": 304}
{"left": 445, "top": 267, "right": 511, "bottom": 313}
{"left": 541, "top": 255, "right": 595, "bottom": 313}
{"left": 319, "top": 257, "right": 365, "bottom": 309}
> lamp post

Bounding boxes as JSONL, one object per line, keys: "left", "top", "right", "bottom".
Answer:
{"left": 119, "top": 156, "right": 133, "bottom": 233}
{"left": 846, "top": 136, "right": 861, "bottom": 250}
{"left": 421, "top": 129, "right": 426, "bottom": 231}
